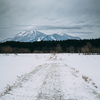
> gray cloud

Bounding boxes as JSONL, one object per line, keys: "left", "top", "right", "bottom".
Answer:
{"left": 82, "top": 25, "right": 95, "bottom": 28}
{"left": 0, "top": 0, "right": 100, "bottom": 40}
{"left": 34, "top": 25, "right": 82, "bottom": 30}
{"left": 68, "top": 32, "right": 93, "bottom": 34}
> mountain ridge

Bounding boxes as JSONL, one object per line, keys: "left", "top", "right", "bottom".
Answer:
{"left": 0, "top": 31, "right": 81, "bottom": 43}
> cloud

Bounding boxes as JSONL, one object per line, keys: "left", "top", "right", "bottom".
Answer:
{"left": 68, "top": 32, "right": 93, "bottom": 34}
{"left": 34, "top": 25, "right": 82, "bottom": 30}
{"left": 0, "top": 0, "right": 100, "bottom": 40}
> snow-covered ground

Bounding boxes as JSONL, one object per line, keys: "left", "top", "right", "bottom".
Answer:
{"left": 0, "top": 53, "right": 100, "bottom": 100}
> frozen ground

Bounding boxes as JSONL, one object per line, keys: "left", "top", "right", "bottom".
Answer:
{"left": 0, "top": 53, "right": 100, "bottom": 100}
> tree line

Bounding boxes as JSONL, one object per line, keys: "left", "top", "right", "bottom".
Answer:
{"left": 0, "top": 39, "right": 100, "bottom": 54}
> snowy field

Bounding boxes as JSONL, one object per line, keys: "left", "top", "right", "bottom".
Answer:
{"left": 0, "top": 53, "right": 100, "bottom": 100}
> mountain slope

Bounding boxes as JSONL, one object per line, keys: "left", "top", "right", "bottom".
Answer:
{"left": 1, "top": 31, "right": 81, "bottom": 42}
{"left": 43, "top": 32, "right": 80, "bottom": 41}
{"left": 1, "top": 31, "right": 46, "bottom": 42}
{"left": 54, "top": 32, "right": 81, "bottom": 40}
{"left": 10, "top": 31, "right": 47, "bottom": 42}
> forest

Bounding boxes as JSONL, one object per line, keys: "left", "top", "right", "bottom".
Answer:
{"left": 0, "top": 38, "right": 100, "bottom": 54}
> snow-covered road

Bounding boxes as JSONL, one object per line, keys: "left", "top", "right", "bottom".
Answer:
{"left": 0, "top": 54, "right": 100, "bottom": 100}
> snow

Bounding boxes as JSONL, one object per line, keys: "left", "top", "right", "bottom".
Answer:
{"left": 30, "top": 31, "right": 33, "bottom": 34}
{"left": 0, "top": 54, "right": 48, "bottom": 92}
{"left": 57, "top": 32, "right": 65, "bottom": 36}
{"left": 0, "top": 53, "right": 100, "bottom": 100}
{"left": 37, "top": 38, "right": 41, "bottom": 41}
{"left": 17, "top": 31, "right": 26, "bottom": 36}
{"left": 51, "top": 35, "right": 56, "bottom": 40}
{"left": 58, "top": 54, "right": 100, "bottom": 87}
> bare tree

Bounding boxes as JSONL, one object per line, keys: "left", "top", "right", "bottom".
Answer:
{"left": 55, "top": 44, "right": 62, "bottom": 53}
{"left": 69, "top": 46, "right": 74, "bottom": 53}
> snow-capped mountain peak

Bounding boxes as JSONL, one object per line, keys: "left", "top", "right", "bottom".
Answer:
{"left": 0, "top": 31, "right": 81, "bottom": 42}
{"left": 57, "top": 32, "right": 66, "bottom": 36}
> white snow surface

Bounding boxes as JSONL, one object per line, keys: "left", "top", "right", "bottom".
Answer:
{"left": 37, "top": 38, "right": 41, "bottom": 41}
{"left": 0, "top": 53, "right": 100, "bottom": 100}
{"left": 50, "top": 35, "right": 56, "bottom": 40}
{"left": 57, "top": 32, "right": 65, "bottom": 36}
{"left": 17, "top": 31, "right": 26, "bottom": 36}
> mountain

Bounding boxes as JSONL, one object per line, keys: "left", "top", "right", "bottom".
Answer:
{"left": 0, "top": 31, "right": 81, "bottom": 42}
{"left": 43, "top": 32, "right": 80, "bottom": 41}
{"left": 1, "top": 31, "right": 46, "bottom": 42}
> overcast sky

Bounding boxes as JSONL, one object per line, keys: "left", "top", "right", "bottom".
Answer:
{"left": 0, "top": 0, "right": 100, "bottom": 40}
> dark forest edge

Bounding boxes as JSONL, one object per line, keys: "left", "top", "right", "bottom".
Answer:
{"left": 0, "top": 38, "right": 100, "bottom": 54}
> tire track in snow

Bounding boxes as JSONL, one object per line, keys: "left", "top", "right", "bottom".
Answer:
{"left": 0, "top": 63, "right": 51, "bottom": 100}
{"left": 0, "top": 62, "right": 100, "bottom": 100}
{"left": 37, "top": 63, "right": 64, "bottom": 100}
{"left": 60, "top": 64, "right": 100, "bottom": 100}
